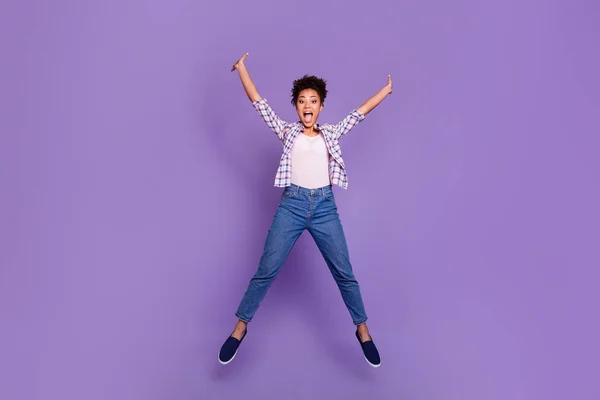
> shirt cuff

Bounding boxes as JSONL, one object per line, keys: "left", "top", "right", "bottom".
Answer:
{"left": 252, "top": 98, "right": 267, "bottom": 107}
{"left": 352, "top": 109, "right": 366, "bottom": 120}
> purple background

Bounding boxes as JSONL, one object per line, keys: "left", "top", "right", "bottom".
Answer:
{"left": 1, "top": 0, "right": 599, "bottom": 399}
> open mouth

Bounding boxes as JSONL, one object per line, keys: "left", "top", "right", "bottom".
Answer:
{"left": 302, "top": 111, "right": 314, "bottom": 124}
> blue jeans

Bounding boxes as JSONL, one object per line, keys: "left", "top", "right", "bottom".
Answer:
{"left": 235, "top": 184, "right": 368, "bottom": 325}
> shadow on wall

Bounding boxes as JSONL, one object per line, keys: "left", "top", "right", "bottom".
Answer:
{"left": 194, "top": 70, "right": 366, "bottom": 377}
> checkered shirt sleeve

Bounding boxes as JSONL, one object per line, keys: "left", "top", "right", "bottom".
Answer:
{"left": 252, "top": 98, "right": 287, "bottom": 143}
{"left": 331, "top": 109, "right": 365, "bottom": 140}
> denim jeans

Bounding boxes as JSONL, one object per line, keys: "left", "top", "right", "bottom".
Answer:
{"left": 235, "top": 184, "right": 368, "bottom": 325}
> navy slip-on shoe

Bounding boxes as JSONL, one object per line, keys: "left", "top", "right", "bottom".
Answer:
{"left": 355, "top": 330, "right": 381, "bottom": 368}
{"left": 218, "top": 329, "right": 247, "bottom": 365}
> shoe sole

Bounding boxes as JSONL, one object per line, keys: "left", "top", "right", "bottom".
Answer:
{"left": 218, "top": 349, "right": 238, "bottom": 365}
{"left": 364, "top": 355, "right": 381, "bottom": 368}
{"left": 220, "top": 350, "right": 377, "bottom": 367}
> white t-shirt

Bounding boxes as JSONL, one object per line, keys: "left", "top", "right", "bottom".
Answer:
{"left": 290, "top": 132, "right": 331, "bottom": 189}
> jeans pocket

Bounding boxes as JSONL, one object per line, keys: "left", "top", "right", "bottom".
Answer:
{"left": 282, "top": 188, "right": 296, "bottom": 199}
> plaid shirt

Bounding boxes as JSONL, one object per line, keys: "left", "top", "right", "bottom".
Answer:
{"left": 252, "top": 98, "right": 365, "bottom": 189}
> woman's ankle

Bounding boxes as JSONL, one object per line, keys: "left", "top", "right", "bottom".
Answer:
{"left": 234, "top": 320, "right": 247, "bottom": 332}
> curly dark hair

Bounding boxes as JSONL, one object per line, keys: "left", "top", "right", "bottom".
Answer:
{"left": 291, "top": 75, "right": 328, "bottom": 105}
